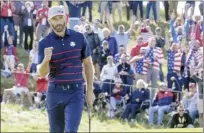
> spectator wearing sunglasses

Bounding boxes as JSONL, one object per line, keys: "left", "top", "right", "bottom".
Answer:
{"left": 170, "top": 105, "right": 194, "bottom": 128}
{"left": 84, "top": 24, "right": 101, "bottom": 80}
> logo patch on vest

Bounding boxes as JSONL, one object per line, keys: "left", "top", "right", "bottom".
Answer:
{"left": 70, "top": 42, "right": 76, "bottom": 47}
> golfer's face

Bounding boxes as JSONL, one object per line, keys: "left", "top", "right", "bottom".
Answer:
{"left": 49, "top": 15, "right": 66, "bottom": 33}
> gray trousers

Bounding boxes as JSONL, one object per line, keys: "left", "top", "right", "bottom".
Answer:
{"left": 112, "top": 2, "right": 122, "bottom": 23}
{"left": 147, "top": 68, "right": 159, "bottom": 100}
{"left": 36, "top": 24, "right": 50, "bottom": 41}
{"left": 99, "top": 1, "right": 110, "bottom": 23}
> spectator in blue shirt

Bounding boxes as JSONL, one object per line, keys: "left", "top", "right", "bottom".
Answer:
{"left": 37, "top": 6, "right": 94, "bottom": 133}
{"left": 121, "top": 79, "right": 149, "bottom": 125}
{"left": 102, "top": 28, "right": 118, "bottom": 57}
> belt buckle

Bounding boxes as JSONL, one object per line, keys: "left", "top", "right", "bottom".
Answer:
{"left": 62, "top": 85, "right": 68, "bottom": 90}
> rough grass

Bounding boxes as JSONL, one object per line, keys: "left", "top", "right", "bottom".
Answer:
{"left": 1, "top": 104, "right": 202, "bottom": 132}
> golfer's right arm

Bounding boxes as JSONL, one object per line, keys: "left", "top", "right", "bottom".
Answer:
{"left": 37, "top": 47, "right": 53, "bottom": 78}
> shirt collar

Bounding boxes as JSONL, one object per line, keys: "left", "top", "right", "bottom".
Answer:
{"left": 51, "top": 28, "right": 70, "bottom": 38}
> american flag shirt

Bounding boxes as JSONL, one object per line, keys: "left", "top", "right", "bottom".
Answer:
{"left": 114, "top": 53, "right": 128, "bottom": 64}
{"left": 135, "top": 57, "right": 148, "bottom": 74}
{"left": 184, "top": 49, "right": 197, "bottom": 77}
{"left": 114, "top": 53, "right": 121, "bottom": 64}
{"left": 145, "top": 47, "right": 164, "bottom": 70}
{"left": 167, "top": 50, "right": 182, "bottom": 73}
{"left": 194, "top": 47, "right": 203, "bottom": 74}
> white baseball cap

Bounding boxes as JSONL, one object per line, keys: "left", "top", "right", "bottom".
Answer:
{"left": 48, "top": 6, "right": 65, "bottom": 20}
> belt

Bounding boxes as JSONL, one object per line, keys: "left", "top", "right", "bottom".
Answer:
{"left": 55, "top": 83, "right": 81, "bottom": 90}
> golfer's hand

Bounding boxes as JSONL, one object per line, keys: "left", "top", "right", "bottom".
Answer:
{"left": 44, "top": 47, "right": 53, "bottom": 62}
{"left": 86, "top": 86, "right": 95, "bottom": 108}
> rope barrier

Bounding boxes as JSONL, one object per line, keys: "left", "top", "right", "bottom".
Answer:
{"left": 93, "top": 80, "right": 204, "bottom": 97}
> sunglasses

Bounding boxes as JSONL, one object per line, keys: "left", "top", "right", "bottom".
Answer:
{"left": 179, "top": 110, "right": 184, "bottom": 112}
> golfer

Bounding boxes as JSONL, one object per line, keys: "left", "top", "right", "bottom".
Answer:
{"left": 37, "top": 6, "right": 94, "bottom": 132}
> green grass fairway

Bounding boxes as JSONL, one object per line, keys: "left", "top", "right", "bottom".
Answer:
{"left": 1, "top": 104, "right": 202, "bottom": 132}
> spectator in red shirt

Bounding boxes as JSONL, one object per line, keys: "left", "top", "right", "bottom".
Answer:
{"left": 2, "top": 62, "right": 34, "bottom": 110}
{"left": 130, "top": 36, "right": 148, "bottom": 58}
{"left": 0, "top": 1, "right": 15, "bottom": 40}
{"left": 32, "top": 73, "right": 48, "bottom": 108}
{"left": 3, "top": 36, "right": 18, "bottom": 72}
{"left": 34, "top": 74, "right": 48, "bottom": 93}
{"left": 36, "top": 1, "right": 50, "bottom": 41}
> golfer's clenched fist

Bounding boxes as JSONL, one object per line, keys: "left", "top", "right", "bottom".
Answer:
{"left": 44, "top": 47, "right": 53, "bottom": 62}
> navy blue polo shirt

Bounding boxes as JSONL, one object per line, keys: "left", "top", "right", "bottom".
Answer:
{"left": 38, "top": 29, "right": 91, "bottom": 84}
